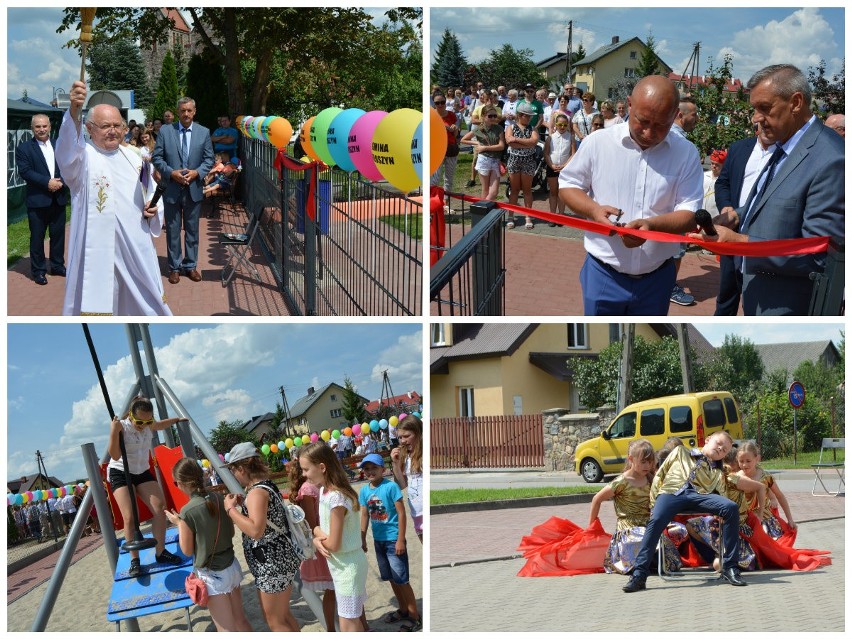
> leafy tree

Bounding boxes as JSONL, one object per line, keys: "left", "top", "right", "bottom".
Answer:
{"left": 571, "top": 336, "right": 707, "bottom": 410}
{"left": 431, "top": 29, "right": 467, "bottom": 88}
{"left": 704, "top": 335, "right": 764, "bottom": 405}
{"left": 341, "top": 376, "right": 367, "bottom": 425}
{"left": 477, "top": 43, "right": 542, "bottom": 91}
{"left": 185, "top": 51, "right": 228, "bottom": 129}
{"left": 87, "top": 36, "right": 153, "bottom": 109}
{"left": 636, "top": 33, "right": 660, "bottom": 78}
{"left": 688, "top": 54, "right": 754, "bottom": 157}
{"left": 150, "top": 50, "right": 179, "bottom": 122}
{"left": 208, "top": 420, "right": 258, "bottom": 455}
{"left": 744, "top": 389, "right": 832, "bottom": 458}
{"left": 171, "top": 42, "right": 189, "bottom": 96}
{"left": 808, "top": 59, "right": 845, "bottom": 114}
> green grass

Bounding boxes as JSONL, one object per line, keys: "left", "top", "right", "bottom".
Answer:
{"left": 431, "top": 485, "right": 598, "bottom": 506}
{"left": 760, "top": 450, "right": 844, "bottom": 469}
{"left": 379, "top": 213, "right": 422, "bottom": 240}
{"left": 7, "top": 206, "right": 71, "bottom": 268}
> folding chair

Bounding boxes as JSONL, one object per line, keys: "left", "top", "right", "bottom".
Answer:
{"left": 218, "top": 208, "right": 261, "bottom": 286}
{"left": 658, "top": 515, "right": 724, "bottom": 582}
{"left": 812, "top": 438, "right": 845, "bottom": 496}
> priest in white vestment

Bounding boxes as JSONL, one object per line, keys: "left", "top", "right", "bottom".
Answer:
{"left": 56, "top": 80, "right": 171, "bottom": 316}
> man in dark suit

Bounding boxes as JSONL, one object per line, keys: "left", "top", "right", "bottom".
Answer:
{"left": 152, "top": 97, "right": 214, "bottom": 284}
{"left": 692, "top": 64, "right": 844, "bottom": 316}
{"left": 713, "top": 124, "right": 774, "bottom": 315}
{"left": 16, "top": 114, "right": 68, "bottom": 285}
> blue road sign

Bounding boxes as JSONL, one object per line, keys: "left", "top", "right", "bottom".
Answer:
{"left": 788, "top": 381, "right": 806, "bottom": 409}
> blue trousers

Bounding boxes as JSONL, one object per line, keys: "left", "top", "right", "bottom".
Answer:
{"left": 580, "top": 254, "right": 675, "bottom": 315}
{"left": 165, "top": 189, "right": 202, "bottom": 272}
{"left": 632, "top": 489, "right": 740, "bottom": 579}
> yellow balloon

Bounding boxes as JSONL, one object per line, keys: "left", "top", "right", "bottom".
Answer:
{"left": 362, "top": 424, "right": 371, "bottom": 434}
{"left": 389, "top": 415, "right": 399, "bottom": 427}
{"left": 321, "top": 430, "right": 331, "bottom": 442}
{"left": 285, "top": 438, "right": 294, "bottom": 449}
{"left": 371, "top": 108, "right": 422, "bottom": 192}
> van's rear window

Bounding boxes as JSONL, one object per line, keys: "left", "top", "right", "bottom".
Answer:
{"left": 670, "top": 406, "right": 692, "bottom": 433}
{"left": 703, "top": 399, "right": 726, "bottom": 427}
{"left": 723, "top": 397, "right": 739, "bottom": 424}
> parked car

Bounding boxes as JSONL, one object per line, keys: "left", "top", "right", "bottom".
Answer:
{"left": 574, "top": 392, "right": 744, "bottom": 483}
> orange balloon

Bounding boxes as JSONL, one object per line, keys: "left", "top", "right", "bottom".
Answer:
{"left": 430, "top": 107, "right": 448, "bottom": 175}
{"left": 268, "top": 117, "right": 294, "bottom": 150}
{"left": 300, "top": 117, "right": 320, "bottom": 162}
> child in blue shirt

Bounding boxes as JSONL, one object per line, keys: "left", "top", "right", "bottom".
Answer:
{"left": 358, "top": 453, "right": 421, "bottom": 631}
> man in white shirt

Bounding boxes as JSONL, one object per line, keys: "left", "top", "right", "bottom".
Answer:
{"left": 559, "top": 75, "right": 704, "bottom": 315}
{"left": 502, "top": 89, "right": 520, "bottom": 123}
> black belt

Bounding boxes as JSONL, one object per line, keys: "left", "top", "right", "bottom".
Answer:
{"left": 589, "top": 254, "right": 673, "bottom": 280}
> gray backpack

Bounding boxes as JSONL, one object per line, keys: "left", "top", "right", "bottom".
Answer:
{"left": 252, "top": 483, "right": 316, "bottom": 561}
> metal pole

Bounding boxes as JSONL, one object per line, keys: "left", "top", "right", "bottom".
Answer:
{"left": 82, "top": 443, "right": 119, "bottom": 571}
{"left": 139, "top": 324, "right": 175, "bottom": 448}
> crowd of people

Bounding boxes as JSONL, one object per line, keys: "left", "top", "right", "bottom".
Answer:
{"left": 107, "top": 398, "right": 425, "bottom": 632}
{"left": 518, "top": 432, "right": 831, "bottom": 591}
{"left": 16, "top": 80, "right": 243, "bottom": 316}
{"left": 10, "top": 485, "right": 101, "bottom": 544}
{"left": 432, "top": 63, "right": 845, "bottom": 316}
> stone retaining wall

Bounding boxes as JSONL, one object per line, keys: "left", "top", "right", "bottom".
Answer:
{"left": 542, "top": 407, "right": 616, "bottom": 471}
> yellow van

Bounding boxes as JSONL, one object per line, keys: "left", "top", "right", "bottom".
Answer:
{"left": 574, "top": 392, "right": 744, "bottom": 483}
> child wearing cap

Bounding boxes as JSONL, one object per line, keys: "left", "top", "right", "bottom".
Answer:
{"left": 358, "top": 453, "right": 421, "bottom": 631}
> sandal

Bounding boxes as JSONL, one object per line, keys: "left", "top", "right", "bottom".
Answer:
{"left": 506, "top": 217, "right": 516, "bottom": 229}
{"left": 129, "top": 558, "right": 141, "bottom": 577}
{"left": 401, "top": 618, "right": 422, "bottom": 632}
{"left": 525, "top": 220, "right": 534, "bottom": 230}
{"left": 383, "top": 610, "right": 410, "bottom": 623}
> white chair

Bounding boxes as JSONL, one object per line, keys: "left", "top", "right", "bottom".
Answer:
{"left": 811, "top": 438, "right": 845, "bottom": 496}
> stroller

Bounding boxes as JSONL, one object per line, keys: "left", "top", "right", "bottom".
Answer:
{"left": 504, "top": 139, "right": 549, "bottom": 199}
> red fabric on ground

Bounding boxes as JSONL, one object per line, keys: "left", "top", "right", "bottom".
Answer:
{"left": 516, "top": 517, "right": 611, "bottom": 577}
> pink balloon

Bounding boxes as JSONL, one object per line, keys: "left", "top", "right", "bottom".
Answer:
{"left": 348, "top": 110, "right": 388, "bottom": 181}
{"left": 399, "top": 413, "right": 408, "bottom": 420}
{"left": 352, "top": 424, "right": 362, "bottom": 436}
{"left": 310, "top": 432, "right": 319, "bottom": 443}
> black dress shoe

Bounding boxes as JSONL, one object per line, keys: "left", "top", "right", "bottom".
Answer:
{"left": 622, "top": 574, "right": 646, "bottom": 593}
{"left": 721, "top": 567, "right": 747, "bottom": 586}
{"left": 34, "top": 274, "right": 48, "bottom": 285}
{"left": 50, "top": 267, "right": 66, "bottom": 276}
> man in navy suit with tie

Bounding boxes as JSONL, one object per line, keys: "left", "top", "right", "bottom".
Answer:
{"left": 16, "top": 114, "right": 68, "bottom": 285}
{"left": 691, "top": 64, "right": 844, "bottom": 315}
{"left": 152, "top": 97, "right": 214, "bottom": 284}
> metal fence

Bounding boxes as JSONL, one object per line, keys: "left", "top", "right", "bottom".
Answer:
{"left": 431, "top": 415, "right": 545, "bottom": 469}
{"left": 242, "top": 138, "right": 422, "bottom": 316}
{"left": 430, "top": 197, "right": 506, "bottom": 315}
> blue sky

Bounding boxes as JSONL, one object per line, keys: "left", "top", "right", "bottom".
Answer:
{"left": 430, "top": 7, "right": 845, "bottom": 84}
{"left": 7, "top": 323, "right": 422, "bottom": 484}
{"left": 6, "top": 7, "right": 397, "bottom": 104}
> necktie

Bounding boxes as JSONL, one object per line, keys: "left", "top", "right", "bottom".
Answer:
{"left": 740, "top": 145, "right": 785, "bottom": 232}
{"left": 181, "top": 127, "right": 189, "bottom": 167}
{"left": 675, "top": 453, "right": 709, "bottom": 495}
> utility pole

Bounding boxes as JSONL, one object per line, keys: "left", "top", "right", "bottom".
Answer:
{"left": 278, "top": 386, "right": 294, "bottom": 437}
{"left": 676, "top": 324, "right": 695, "bottom": 393}
{"left": 379, "top": 370, "right": 397, "bottom": 416}
{"left": 565, "top": 20, "right": 573, "bottom": 78}
{"left": 35, "top": 450, "right": 60, "bottom": 542}
{"left": 617, "top": 324, "right": 635, "bottom": 412}
{"left": 677, "top": 42, "right": 701, "bottom": 95}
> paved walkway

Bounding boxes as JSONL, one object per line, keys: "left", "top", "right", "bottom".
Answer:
{"left": 8, "top": 200, "right": 290, "bottom": 316}
{"left": 430, "top": 491, "right": 844, "bottom": 632}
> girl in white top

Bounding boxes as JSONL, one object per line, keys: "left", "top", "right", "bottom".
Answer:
{"left": 391, "top": 415, "right": 423, "bottom": 543}
{"left": 107, "top": 396, "right": 187, "bottom": 577}
{"left": 544, "top": 113, "right": 574, "bottom": 220}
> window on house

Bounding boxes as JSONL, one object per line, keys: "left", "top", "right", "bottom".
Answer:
{"left": 567, "top": 323, "right": 588, "bottom": 349}
{"left": 330, "top": 409, "right": 342, "bottom": 418}
{"left": 625, "top": 68, "right": 637, "bottom": 78}
{"left": 629, "top": 51, "right": 637, "bottom": 60}
{"left": 431, "top": 323, "right": 447, "bottom": 346}
{"left": 330, "top": 394, "right": 337, "bottom": 401}
{"left": 459, "top": 387, "right": 475, "bottom": 418}
{"left": 609, "top": 324, "right": 620, "bottom": 344}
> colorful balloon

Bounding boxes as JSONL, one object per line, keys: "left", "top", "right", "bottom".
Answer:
{"left": 219, "top": 453, "right": 225, "bottom": 461}
{"left": 343, "top": 427, "right": 352, "bottom": 437}
{"left": 260, "top": 115, "right": 276, "bottom": 143}
{"left": 310, "top": 432, "right": 319, "bottom": 443}
{"left": 372, "top": 108, "right": 422, "bottom": 192}
{"left": 352, "top": 424, "right": 361, "bottom": 436}
{"left": 285, "top": 438, "right": 294, "bottom": 449}
{"left": 267, "top": 117, "right": 294, "bottom": 149}
{"left": 412, "top": 411, "right": 421, "bottom": 418}
{"left": 294, "top": 436, "right": 303, "bottom": 447}
{"left": 321, "top": 430, "right": 330, "bottom": 442}
{"left": 278, "top": 441, "right": 286, "bottom": 450}
{"left": 389, "top": 416, "right": 399, "bottom": 427}
{"left": 399, "top": 413, "right": 408, "bottom": 421}
{"left": 311, "top": 107, "right": 343, "bottom": 166}
{"left": 225, "top": 453, "right": 231, "bottom": 462}
{"left": 300, "top": 117, "right": 319, "bottom": 161}
{"left": 362, "top": 424, "right": 371, "bottom": 435}
{"left": 332, "top": 429, "right": 341, "bottom": 439}
{"left": 429, "top": 107, "right": 448, "bottom": 175}
{"left": 349, "top": 110, "right": 388, "bottom": 180}
{"left": 242, "top": 116, "right": 255, "bottom": 138}
{"left": 379, "top": 419, "right": 389, "bottom": 430}
{"left": 270, "top": 444, "right": 279, "bottom": 454}
{"left": 328, "top": 108, "right": 366, "bottom": 172}
{"left": 251, "top": 116, "right": 266, "bottom": 140}
{"left": 261, "top": 444, "right": 271, "bottom": 455}
{"left": 370, "top": 420, "right": 379, "bottom": 430}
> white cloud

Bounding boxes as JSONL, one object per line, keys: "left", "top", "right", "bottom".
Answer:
{"left": 201, "top": 389, "right": 259, "bottom": 423}
{"left": 370, "top": 332, "right": 422, "bottom": 397}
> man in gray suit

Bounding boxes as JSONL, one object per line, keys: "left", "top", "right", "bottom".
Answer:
{"left": 690, "top": 64, "right": 844, "bottom": 315}
{"left": 152, "top": 97, "right": 214, "bottom": 284}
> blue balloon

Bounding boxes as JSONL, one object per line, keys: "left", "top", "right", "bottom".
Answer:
{"left": 327, "top": 108, "right": 366, "bottom": 172}
{"left": 15, "top": 494, "right": 23, "bottom": 506}
{"left": 369, "top": 420, "right": 379, "bottom": 430}
{"left": 412, "top": 411, "right": 421, "bottom": 418}
{"left": 379, "top": 419, "right": 388, "bottom": 430}
{"left": 224, "top": 453, "right": 231, "bottom": 462}
{"left": 412, "top": 120, "right": 423, "bottom": 180}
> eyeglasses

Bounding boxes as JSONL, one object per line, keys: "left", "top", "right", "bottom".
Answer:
{"left": 433, "top": 100, "right": 446, "bottom": 105}
{"left": 486, "top": 114, "right": 499, "bottom": 118}
{"left": 555, "top": 123, "right": 569, "bottom": 128}
{"left": 91, "top": 123, "right": 123, "bottom": 132}
{"left": 592, "top": 123, "right": 603, "bottom": 128}
{"left": 130, "top": 416, "right": 155, "bottom": 426}
{"left": 583, "top": 99, "right": 592, "bottom": 103}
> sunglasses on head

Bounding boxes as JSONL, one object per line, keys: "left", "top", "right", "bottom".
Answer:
{"left": 131, "top": 416, "right": 155, "bottom": 426}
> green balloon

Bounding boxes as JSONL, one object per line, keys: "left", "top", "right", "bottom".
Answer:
{"left": 294, "top": 436, "right": 303, "bottom": 447}
{"left": 332, "top": 429, "right": 341, "bottom": 439}
{"left": 311, "top": 107, "right": 343, "bottom": 166}
{"left": 261, "top": 444, "right": 271, "bottom": 455}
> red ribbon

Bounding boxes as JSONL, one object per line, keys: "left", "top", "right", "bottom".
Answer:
{"left": 454, "top": 194, "right": 831, "bottom": 257}
{"left": 274, "top": 151, "right": 328, "bottom": 221}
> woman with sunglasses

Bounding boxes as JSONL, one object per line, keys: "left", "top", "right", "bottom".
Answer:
{"left": 107, "top": 396, "right": 188, "bottom": 577}
{"left": 572, "top": 92, "right": 599, "bottom": 148}
{"left": 544, "top": 113, "right": 574, "bottom": 223}
{"left": 461, "top": 104, "right": 506, "bottom": 201}
{"left": 505, "top": 102, "right": 540, "bottom": 229}
{"left": 548, "top": 94, "right": 573, "bottom": 135}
